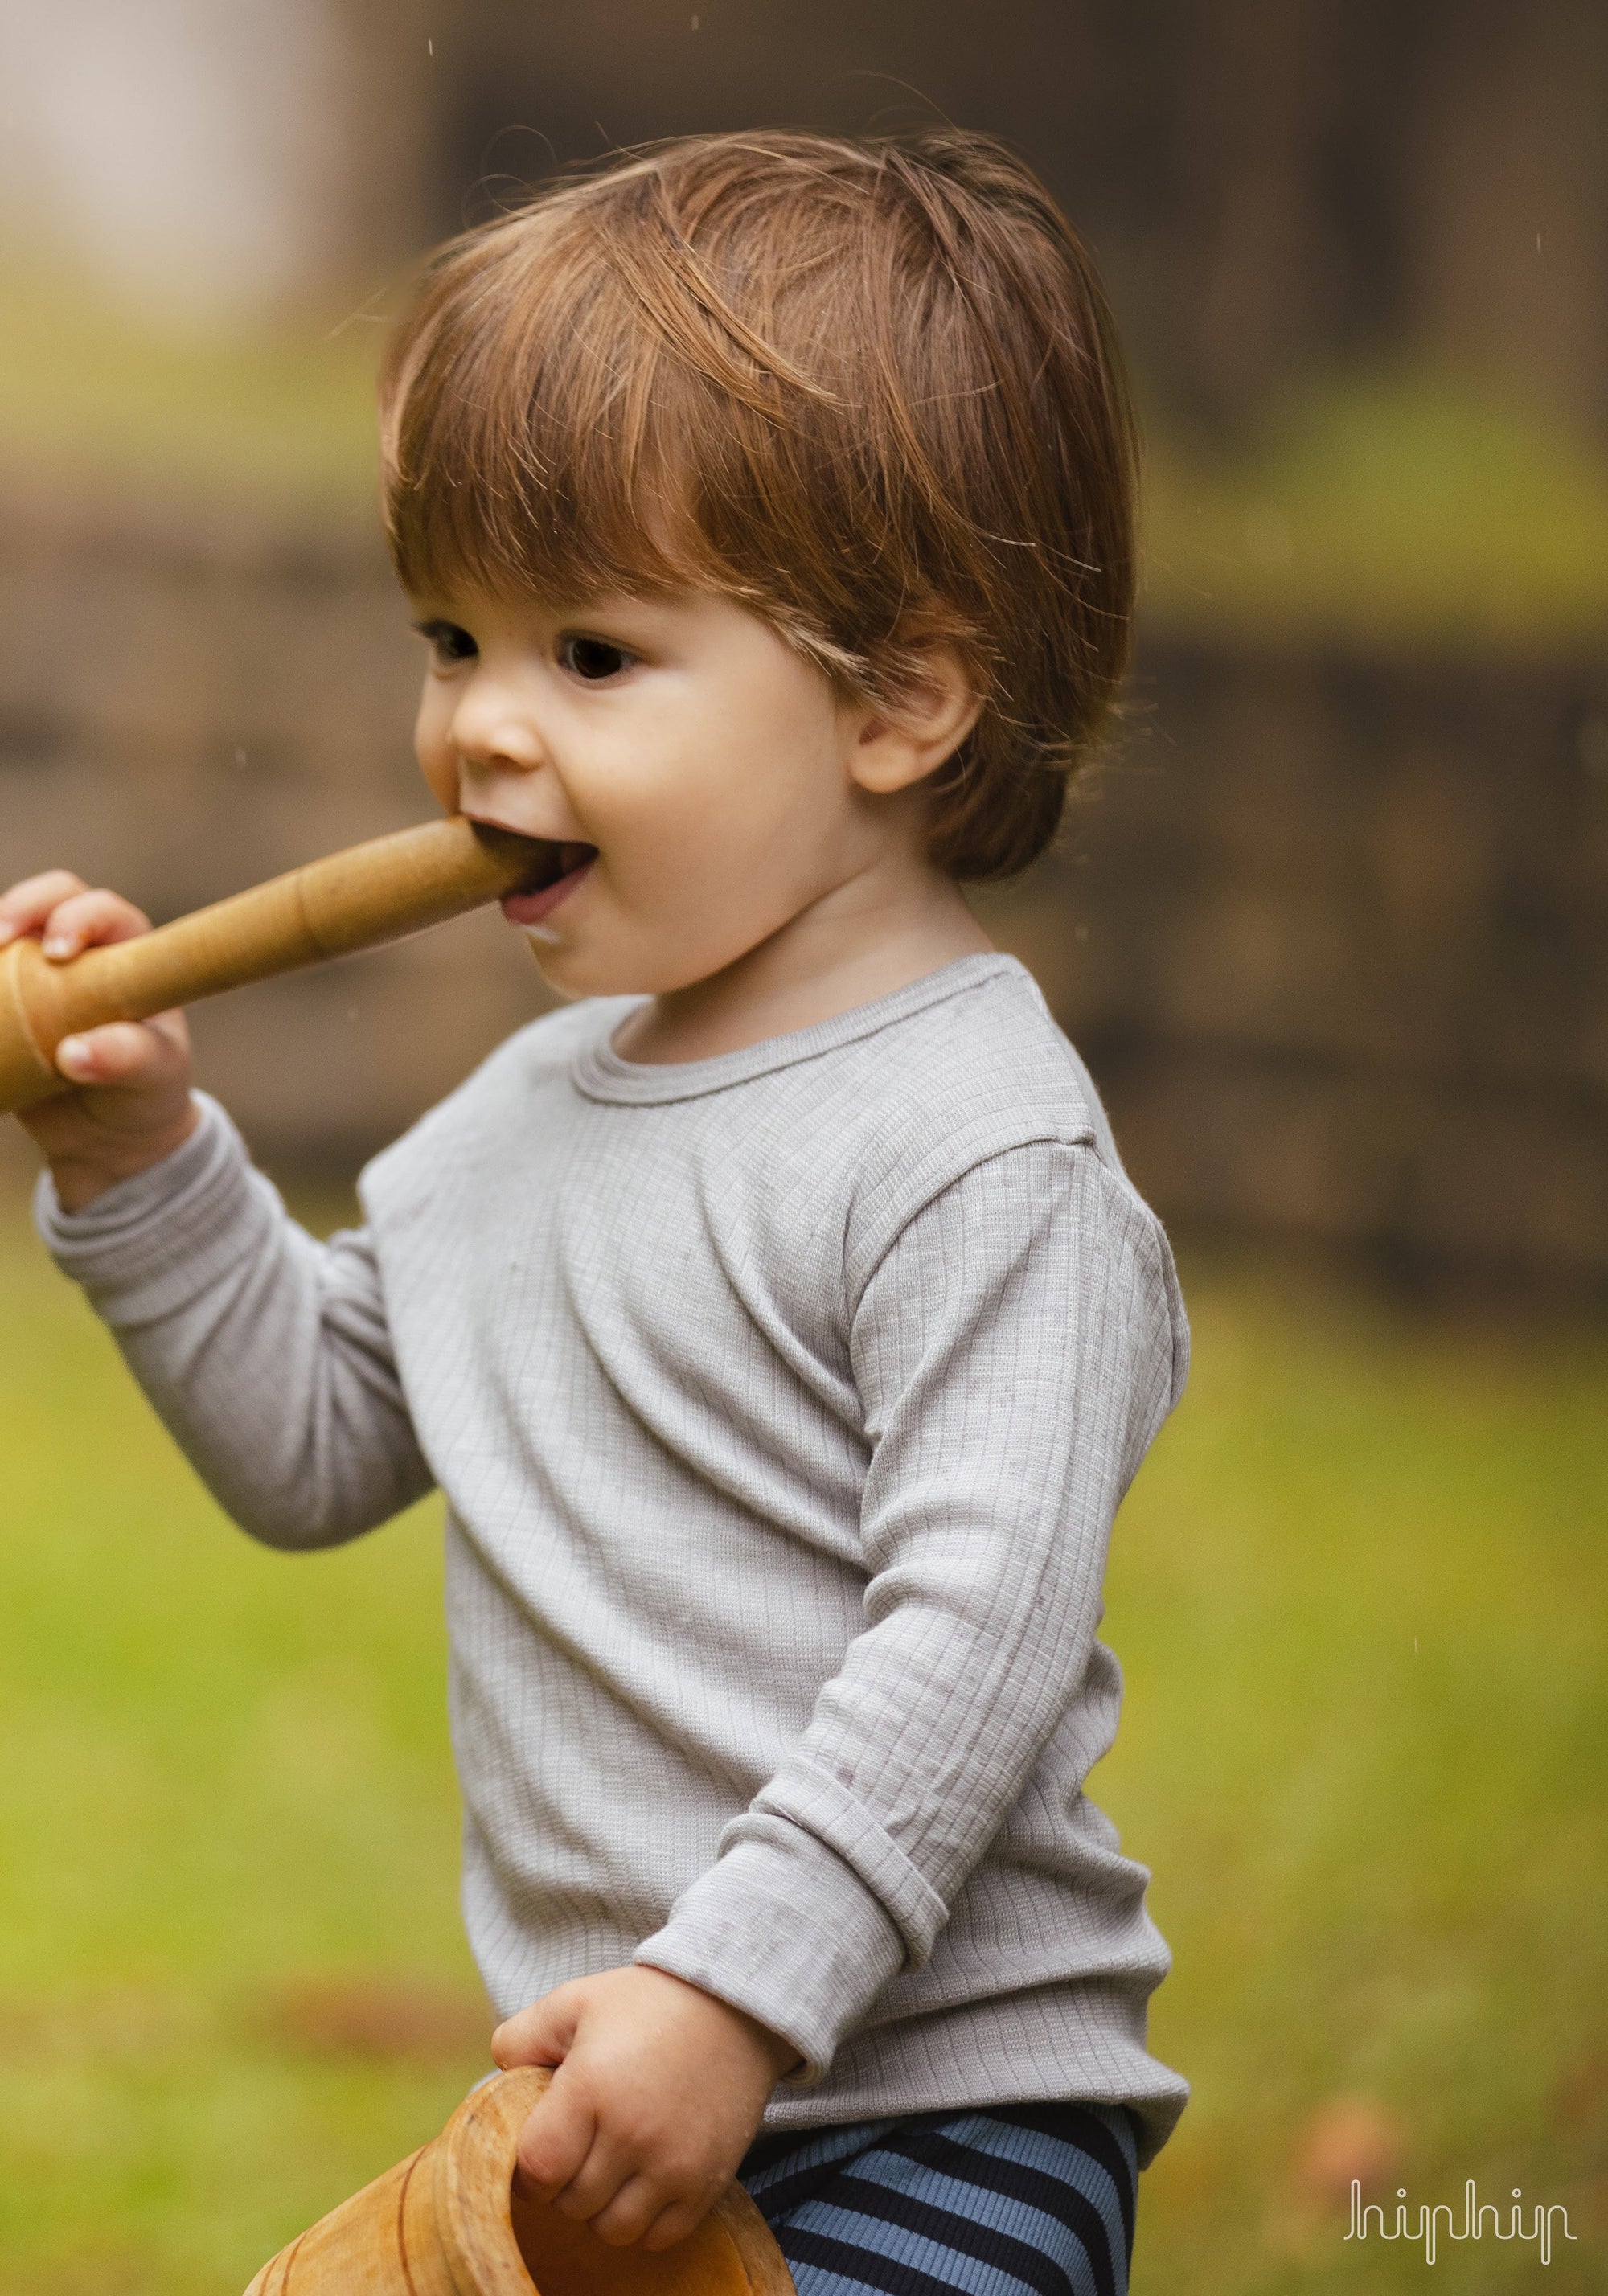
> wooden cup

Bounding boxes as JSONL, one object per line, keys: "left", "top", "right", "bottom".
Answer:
{"left": 244, "top": 2067, "right": 797, "bottom": 2296}
{"left": 0, "top": 815, "right": 543, "bottom": 1117}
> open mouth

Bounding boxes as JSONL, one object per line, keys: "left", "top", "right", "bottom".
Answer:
{"left": 498, "top": 839, "right": 598, "bottom": 929}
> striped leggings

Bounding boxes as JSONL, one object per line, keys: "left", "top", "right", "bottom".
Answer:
{"left": 738, "top": 2102, "right": 1140, "bottom": 2296}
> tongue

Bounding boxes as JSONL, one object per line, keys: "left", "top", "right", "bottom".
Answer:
{"left": 503, "top": 847, "right": 596, "bottom": 927}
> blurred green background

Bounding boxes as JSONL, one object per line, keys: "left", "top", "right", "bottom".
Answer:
{"left": 1, "top": 1, "right": 1605, "bottom": 2287}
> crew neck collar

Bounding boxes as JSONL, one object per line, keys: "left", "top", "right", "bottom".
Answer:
{"left": 571, "top": 953, "right": 1028, "bottom": 1105}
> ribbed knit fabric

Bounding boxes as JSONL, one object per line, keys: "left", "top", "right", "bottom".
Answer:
{"left": 37, "top": 953, "right": 1190, "bottom": 2161}
{"left": 740, "top": 2101, "right": 1141, "bottom": 2296}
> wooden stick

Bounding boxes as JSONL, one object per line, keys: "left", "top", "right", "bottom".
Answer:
{"left": 243, "top": 2066, "right": 797, "bottom": 2296}
{"left": 0, "top": 815, "right": 543, "bottom": 1115}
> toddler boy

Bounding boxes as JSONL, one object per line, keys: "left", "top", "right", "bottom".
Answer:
{"left": 5, "top": 130, "right": 1188, "bottom": 2296}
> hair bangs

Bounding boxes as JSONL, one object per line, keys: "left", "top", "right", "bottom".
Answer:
{"left": 380, "top": 211, "right": 732, "bottom": 612}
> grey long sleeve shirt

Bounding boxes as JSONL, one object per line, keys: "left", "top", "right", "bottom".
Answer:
{"left": 37, "top": 953, "right": 1191, "bottom": 2160}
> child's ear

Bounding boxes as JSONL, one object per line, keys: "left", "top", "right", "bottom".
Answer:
{"left": 848, "top": 646, "right": 983, "bottom": 797}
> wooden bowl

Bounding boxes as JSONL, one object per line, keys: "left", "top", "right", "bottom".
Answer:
{"left": 244, "top": 2068, "right": 796, "bottom": 2296}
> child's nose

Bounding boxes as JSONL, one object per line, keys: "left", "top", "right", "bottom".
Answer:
{"left": 448, "top": 679, "right": 547, "bottom": 775}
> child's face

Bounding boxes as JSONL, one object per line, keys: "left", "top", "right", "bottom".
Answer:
{"left": 409, "top": 585, "right": 949, "bottom": 1000}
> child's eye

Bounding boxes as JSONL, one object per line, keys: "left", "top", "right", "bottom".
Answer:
{"left": 413, "top": 619, "right": 478, "bottom": 666}
{"left": 559, "top": 633, "right": 635, "bottom": 682}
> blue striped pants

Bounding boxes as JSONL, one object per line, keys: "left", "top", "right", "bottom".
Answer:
{"left": 738, "top": 2103, "right": 1140, "bottom": 2296}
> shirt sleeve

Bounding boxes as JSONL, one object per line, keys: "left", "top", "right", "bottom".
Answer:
{"left": 34, "top": 1093, "right": 434, "bottom": 1547}
{"left": 634, "top": 1138, "right": 1188, "bottom": 2080}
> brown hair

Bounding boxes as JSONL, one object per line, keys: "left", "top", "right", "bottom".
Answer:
{"left": 379, "top": 129, "right": 1136, "bottom": 879}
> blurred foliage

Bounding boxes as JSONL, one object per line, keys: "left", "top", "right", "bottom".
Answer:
{"left": 0, "top": 252, "right": 385, "bottom": 523}
{"left": 1144, "top": 375, "right": 1608, "bottom": 654}
{"left": 1, "top": 256, "right": 1605, "bottom": 650}
{"left": 0, "top": 1191, "right": 1603, "bottom": 2292}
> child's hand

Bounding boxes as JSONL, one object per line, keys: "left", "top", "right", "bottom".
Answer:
{"left": 491, "top": 1965, "right": 800, "bottom": 2253}
{"left": 0, "top": 871, "right": 198, "bottom": 1211}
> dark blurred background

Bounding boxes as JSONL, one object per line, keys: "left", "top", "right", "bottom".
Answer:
{"left": 2, "top": 0, "right": 1605, "bottom": 1284}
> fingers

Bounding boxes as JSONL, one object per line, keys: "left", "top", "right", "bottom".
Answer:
{"left": 0, "top": 875, "right": 152, "bottom": 958}
{"left": 515, "top": 2082, "right": 598, "bottom": 2204}
{"left": 516, "top": 2103, "right": 711, "bottom": 2251}
{"left": 42, "top": 887, "right": 153, "bottom": 959}
{"left": 587, "top": 2174, "right": 681, "bottom": 2249}
{"left": 0, "top": 871, "right": 91, "bottom": 944}
{"left": 515, "top": 2078, "right": 725, "bottom": 2246}
{"left": 588, "top": 2154, "right": 727, "bottom": 2250}
{"left": 638, "top": 2193, "right": 720, "bottom": 2253}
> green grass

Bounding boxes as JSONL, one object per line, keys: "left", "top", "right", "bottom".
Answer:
{"left": 0, "top": 1184, "right": 489, "bottom": 2294}
{"left": 2, "top": 256, "right": 1606, "bottom": 648}
{"left": 1, "top": 1193, "right": 1605, "bottom": 2292}
{"left": 1101, "top": 1259, "right": 1608, "bottom": 2288}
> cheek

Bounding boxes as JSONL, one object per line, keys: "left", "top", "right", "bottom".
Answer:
{"left": 413, "top": 687, "right": 457, "bottom": 804}
{"left": 626, "top": 691, "right": 841, "bottom": 859}
{"left": 572, "top": 742, "right": 712, "bottom": 860}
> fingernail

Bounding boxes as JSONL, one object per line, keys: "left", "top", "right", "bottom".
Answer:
{"left": 0, "top": 920, "right": 14, "bottom": 945}
{"left": 43, "top": 935, "right": 74, "bottom": 959}
{"left": 57, "top": 1036, "right": 92, "bottom": 1076}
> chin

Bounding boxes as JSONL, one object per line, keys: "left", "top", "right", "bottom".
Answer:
{"left": 527, "top": 928, "right": 755, "bottom": 1006}
{"left": 523, "top": 933, "right": 647, "bottom": 1002}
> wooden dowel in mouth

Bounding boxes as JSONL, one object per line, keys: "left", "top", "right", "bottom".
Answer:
{"left": 0, "top": 814, "right": 545, "bottom": 1116}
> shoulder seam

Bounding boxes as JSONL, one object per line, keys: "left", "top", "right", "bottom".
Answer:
{"left": 846, "top": 1130, "right": 1096, "bottom": 1316}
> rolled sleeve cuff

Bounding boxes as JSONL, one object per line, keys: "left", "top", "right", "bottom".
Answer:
{"left": 634, "top": 1762, "right": 949, "bottom": 2082}
{"left": 34, "top": 1093, "right": 261, "bottom": 1325}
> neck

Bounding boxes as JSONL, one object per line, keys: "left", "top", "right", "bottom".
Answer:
{"left": 615, "top": 861, "right": 994, "bottom": 1065}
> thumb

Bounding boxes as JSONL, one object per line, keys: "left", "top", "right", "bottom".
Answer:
{"left": 492, "top": 1984, "right": 579, "bottom": 2071}
{"left": 56, "top": 1019, "right": 187, "bottom": 1096}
